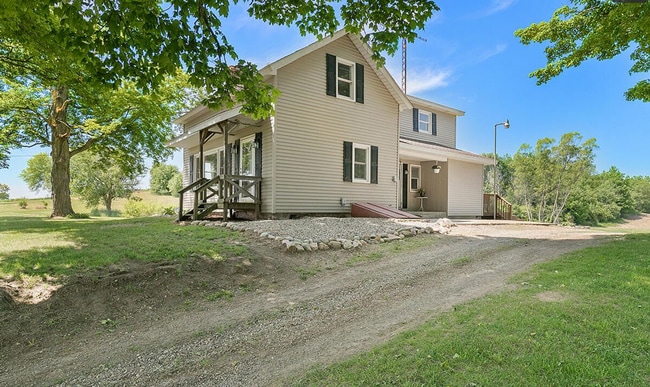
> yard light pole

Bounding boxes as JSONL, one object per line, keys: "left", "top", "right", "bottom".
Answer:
{"left": 493, "top": 119, "right": 510, "bottom": 220}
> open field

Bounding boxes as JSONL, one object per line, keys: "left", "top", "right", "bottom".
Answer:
{"left": 1, "top": 209, "right": 649, "bottom": 386}
{"left": 0, "top": 190, "right": 177, "bottom": 217}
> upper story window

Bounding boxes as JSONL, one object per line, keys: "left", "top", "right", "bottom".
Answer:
{"left": 412, "top": 108, "right": 437, "bottom": 136}
{"left": 418, "top": 110, "right": 431, "bottom": 133}
{"left": 326, "top": 53, "right": 364, "bottom": 104}
{"left": 337, "top": 58, "right": 355, "bottom": 100}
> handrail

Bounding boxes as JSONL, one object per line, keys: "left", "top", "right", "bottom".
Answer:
{"left": 179, "top": 175, "right": 262, "bottom": 221}
{"left": 483, "top": 193, "right": 512, "bottom": 220}
{"left": 178, "top": 178, "right": 208, "bottom": 221}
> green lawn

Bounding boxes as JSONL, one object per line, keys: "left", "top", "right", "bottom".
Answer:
{"left": 0, "top": 195, "right": 245, "bottom": 282}
{"left": 295, "top": 234, "right": 650, "bottom": 386}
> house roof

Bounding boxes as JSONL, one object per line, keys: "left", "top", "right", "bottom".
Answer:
{"left": 259, "top": 29, "right": 412, "bottom": 110}
{"left": 399, "top": 138, "right": 493, "bottom": 165}
{"left": 407, "top": 95, "right": 465, "bottom": 116}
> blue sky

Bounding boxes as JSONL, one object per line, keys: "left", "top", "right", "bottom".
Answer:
{"left": 3, "top": 0, "right": 649, "bottom": 198}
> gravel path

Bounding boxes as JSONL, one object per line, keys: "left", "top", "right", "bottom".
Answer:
{"left": 1, "top": 221, "right": 620, "bottom": 386}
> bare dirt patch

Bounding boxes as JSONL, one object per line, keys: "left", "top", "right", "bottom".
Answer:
{"left": 0, "top": 220, "right": 639, "bottom": 386}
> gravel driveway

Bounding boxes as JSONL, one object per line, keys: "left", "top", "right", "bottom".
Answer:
{"left": 1, "top": 221, "right": 619, "bottom": 386}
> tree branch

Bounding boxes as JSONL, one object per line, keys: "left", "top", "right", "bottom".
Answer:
{"left": 70, "top": 137, "right": 96, "bottom": 157}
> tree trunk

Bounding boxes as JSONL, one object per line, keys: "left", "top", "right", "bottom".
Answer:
{"left": 50, "top": 85, "right": 74, "bottom": 217}
{"left": 104, "top": 196, "right": 113, "bottom": 216}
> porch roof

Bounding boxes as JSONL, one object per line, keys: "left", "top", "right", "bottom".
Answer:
{"left": 167, "top": 106, "right": 259, "bottom": 149}
{"left": 399, "top": 138, "right": 493, "bottom": 165}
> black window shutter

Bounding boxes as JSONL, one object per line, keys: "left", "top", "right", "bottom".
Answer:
{"left": 413, "top": 108, "right": 419, "bottom": 132}
{"left": 431, "top": 112, "right": 437, "bottom": 136}
{"left": 370, "top": 146, "right": 378, "bottom": 184}
{"left": 233, "top": 139, "right": 240, "bottom": 175}
{"left": 343, "top": 141, "right": 352, "bottom": 182}
{"left": 189, "top": 155, "right": 194, "bottom": 182}
{"left": 254, "top": 132, "right": 262, "bottom": 177}
{"left": 326, "top": 53, "right": 336, "bottom": 97}
{"left": 355, "top": 63, "right": 364, "bottom": 104}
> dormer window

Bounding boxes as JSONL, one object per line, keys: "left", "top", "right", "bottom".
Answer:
{"left": 326, "top": 53, "right": 364, "bottom": 103}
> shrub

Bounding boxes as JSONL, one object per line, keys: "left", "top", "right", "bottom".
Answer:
{"left": 18, "top": 198, "right": 28, "bottom": 209}
{"left": 67, "top": 213, "right": 91, "bottom": 219}
{"left": 122, "top": 198, "right": 164, "bottom": 218}
{"left": 162, "top": 206, "right": 176, "bottom": 216}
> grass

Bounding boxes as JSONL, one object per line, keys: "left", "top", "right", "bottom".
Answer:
{"left": 0, "top": 198, "right": 248, "bottom": 280}
{"left": 294, "top": 233, "right": 650, "bottom": 386}
{"left": 0, "top": 190, "right": 177, "bottom": 218}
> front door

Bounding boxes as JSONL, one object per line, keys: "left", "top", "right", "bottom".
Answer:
{"left": 401, "top": 163, "right": 409, "bottom": 209}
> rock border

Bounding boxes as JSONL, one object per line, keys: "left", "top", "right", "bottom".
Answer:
{"left": 181, "top": 218, "right": 455, "bottom": 253}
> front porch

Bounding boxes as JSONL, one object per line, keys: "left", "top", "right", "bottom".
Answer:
{"left": 178, "top": 175, "right": 262, "bottom": 221}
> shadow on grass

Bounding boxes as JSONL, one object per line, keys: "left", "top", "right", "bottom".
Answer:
{"left": 0, "top": 216, "right": 248, "bottom": 280}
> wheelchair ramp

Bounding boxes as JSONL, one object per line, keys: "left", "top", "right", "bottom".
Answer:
{"left": 351, "top": 203, "right": 420, "bottom": 219}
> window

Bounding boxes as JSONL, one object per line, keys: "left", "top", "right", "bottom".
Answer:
{"left": 353, "top": 143, "right": 370, "bottom": 182}
{"left": 412, "top": 108, "right": 437, "bottom": 136}
{"left": 337, "top": 58, "right": 355, "bottom": 100}
{"left": 410, "top": 165, "right": 421, "bottom": 191}
{"left": 419, "top": 110, "right": 431, "bottom": 133}
{"left": 326, "top": 54, "right": 364, "bottom": 103}
{"left": 343, "top": 141, "right": 378, "bottom": 184}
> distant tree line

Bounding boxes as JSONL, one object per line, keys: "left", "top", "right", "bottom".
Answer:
{"left": 486, "top": 132, "right": 650, "bottom": 225}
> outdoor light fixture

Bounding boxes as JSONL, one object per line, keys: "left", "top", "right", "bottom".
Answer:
{"left": 493, "top": 119, "right": 510, "bottom": 220}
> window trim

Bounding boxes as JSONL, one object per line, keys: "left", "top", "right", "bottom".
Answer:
{"left": 336, "top": 57, "right": 355, "bottom": 101}
{"left": 410, "top": 164, "right": 421, "bottom": 192}
{"left": 352, "top": 142, "right": 370, "bottom": 183}
{"left": 418, "top": 110, "right": 431, "bottom": 133}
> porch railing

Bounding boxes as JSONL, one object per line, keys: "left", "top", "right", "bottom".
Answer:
{"left": 483, "top": 193, "right": 512, "bottom": 220}
{"left": 178, "top": 175, "right": 262, "bottom": 221}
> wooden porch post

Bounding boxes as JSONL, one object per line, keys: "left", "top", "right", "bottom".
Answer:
{"left": 222, "top": 124, "right": 229, "bottom": 221}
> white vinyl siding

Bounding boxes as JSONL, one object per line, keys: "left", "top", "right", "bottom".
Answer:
{"left": 447, "top": 159, "right": 484, "bottom": 217}
{"left": 272, "top": 35, "right": 399, "bottom": 214}
{"left": 399, "top": 107, "right": 456, "bottom": 148}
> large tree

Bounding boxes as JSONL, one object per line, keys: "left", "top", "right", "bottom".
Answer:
{"left": 515, "top": 0, "right": 650, "bottom": 102}
{"left": 0, "top": 0, "right": 438, "bottom": 216}
{"left": 0, "top": 72, "right": 192, "bottom": 216}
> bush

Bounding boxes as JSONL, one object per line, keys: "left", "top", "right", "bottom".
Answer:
{"left": 67, "top": 213, "right": 91, "bottom": 219}
{"left": 18, "top": 198, "right": 28, "bottom": 209}
{"left": 162, "top": 206, "right": 177, "bottom": 216}
{"left": 122, "top": 198, "right": 164, "bottom": 218}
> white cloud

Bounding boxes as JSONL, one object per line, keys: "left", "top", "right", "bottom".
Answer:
{"left": 407, "top": 68, "right": 452, "bottom": 93}
{"left": 468, "top": 0, "right": 517, "bottom": 19}
{"left": 474, "top": 43, "right": 507, "bottom": 64}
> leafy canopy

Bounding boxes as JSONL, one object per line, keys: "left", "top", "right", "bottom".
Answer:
{"left": 19, "top": 153, "right": 52, "bottom": 194}
{"left": 150, "top": 163, "right": 180, "bottom": 196}
{"left": 70, "top": 152, "right": 140, "bottom": 213}
{"left": 515, "top": 0, "right": 650, "bottom": 102}
{"left": 0, "top": 0, "right": 439, "bottom": 118}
